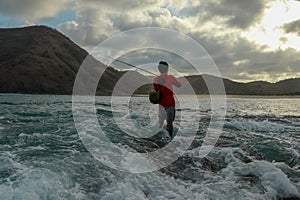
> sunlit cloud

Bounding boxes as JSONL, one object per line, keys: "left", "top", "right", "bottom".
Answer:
{"left": 242, "top": 0, "right": 300, "bottom": 51}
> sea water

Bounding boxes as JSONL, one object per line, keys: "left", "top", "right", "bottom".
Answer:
{"left": 0, "top": 94, "right": 299, "bottom": 200}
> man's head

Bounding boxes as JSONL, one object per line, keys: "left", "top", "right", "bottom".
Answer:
{"left": 158, "top": 61, "right": 169, "bottom": 73}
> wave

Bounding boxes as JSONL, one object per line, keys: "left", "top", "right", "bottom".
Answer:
{"left": 13, "top": 111, "right": 53, "bottom": 117}
{"left": 0, "top": 168, "right": 86, "bottom": 200}
{"left": 98, "top": 147, "right": 300, "bottom": 199}
{"left": 225, "top": 119, "right": 300, "bottom": 133}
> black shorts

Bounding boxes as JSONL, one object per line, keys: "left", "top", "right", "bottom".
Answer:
{"left": 159, "top": 106, "right": 175, "bottom": 121}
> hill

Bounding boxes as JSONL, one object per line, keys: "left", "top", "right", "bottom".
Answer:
{"left": 0, "top": 25, "right": 299, "bottom": 96}
{"left": 175, "top": 75, "right": 300, "bottom": 95}
{"left": 0, "top": 25, "right": 134, "bottom": 95}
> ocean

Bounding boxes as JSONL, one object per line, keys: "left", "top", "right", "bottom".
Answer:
{"left": 0, "top": 94, "right": 299, "bottom": 200}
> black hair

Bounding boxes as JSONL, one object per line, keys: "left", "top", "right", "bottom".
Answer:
{"left": 158, "top": 61, "right": 169, "bottom": 73}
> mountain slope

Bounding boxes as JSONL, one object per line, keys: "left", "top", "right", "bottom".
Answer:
{"left": 0, "top": 26, "right": 85, "bottom": 94}
{"left": 175, "top": 75, "right": 300, "bottom": 95}
{"left": 0, "top": 25, "right": 128, "bottom": 95}
{"left": 0, "top": 25, "right": 299, "bottom": 96}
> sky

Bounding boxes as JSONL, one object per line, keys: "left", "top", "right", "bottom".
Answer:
{"left": 0, "top": 0, "right": 300, "bottom": 82}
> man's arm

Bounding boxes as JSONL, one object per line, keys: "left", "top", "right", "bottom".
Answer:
{"left": 171, "top": 76, "right": 182, "bottom": 87}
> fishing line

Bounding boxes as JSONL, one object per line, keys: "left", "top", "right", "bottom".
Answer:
{"left": 99, "top": 54, "right": 158, "bottom": 76}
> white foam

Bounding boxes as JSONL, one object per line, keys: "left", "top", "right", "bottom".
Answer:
{"left": 227, "top": 119, "right": 299, "bottom": 133}
{"left": 98, "top": 147, "right": 300, "bottom": 199}
{"left": 0, "top": 168, "right": 86, "bottom": 200}
{"left": 99, "top": 149, "right": 299, "bottom": 200}
{"left": 99, "top": 170, "right": 257, "bottom": 199}
{"left": 213, "top": 147, "right": 300, "bottom": 199}
{"left": 77, "top": 120, "right": 299, "bottom": 198}
{"left": 292, "top": 122, "right": 300, "bottom": 126}
{"left": 121, "top": 112, "right": 148, "bottom": 120}
{"left": 18, "top": 133, "right": 27, "bottom": 137}
{"left": 121, "top": 152, "right": 156, "bottom": 173}
{"left": 27, "top": 146, "right": 45, "bottom": 150}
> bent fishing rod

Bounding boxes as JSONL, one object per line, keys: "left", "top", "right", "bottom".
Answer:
{"left": 100, "top": 54, "right": 158, "bottom": 76}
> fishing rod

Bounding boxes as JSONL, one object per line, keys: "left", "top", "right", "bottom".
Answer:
{"left": 101, "top": 54, "right": 158, "bottom": 76}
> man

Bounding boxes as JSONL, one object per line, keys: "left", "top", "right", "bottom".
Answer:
{"left": 153, "top": 61, "right": 182, "bottom": 137}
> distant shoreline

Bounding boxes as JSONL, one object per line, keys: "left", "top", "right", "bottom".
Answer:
{"left": 1, "top": 93, "right": 299, "bottom": 99}
{"left": 218, "top": 95, "right": 300, "bottom": 99}
{"left": 134, "top": 94, "right": 300, "bottom": 99}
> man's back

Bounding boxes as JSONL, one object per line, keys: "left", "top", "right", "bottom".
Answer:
{"left": 153, "top": 73, "right": 181, "bottom": 107}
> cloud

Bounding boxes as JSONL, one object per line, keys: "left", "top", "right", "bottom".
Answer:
{"left": 193, "top": 32, "right": 300, "bottom": 82}
{"left": 0, "top": 0, "right": 72, "bottom": 22}
{"left": 56, "top": 0, "right": 300, "bottom": 82}
{"left": 58, "top": 0, "right": 275, "bottom": 48}
{"left": 58, "top": 1, "right": 193, "bottom": 48}
{"left": 283, "top": 19, "right": 300, "bottom": 36}
{"left": 201, "top": 0, "right": 273, "bottom": 29}
{"left": 95, "top": 25, "right": 300, "bottom": 83}
{"left": 59, "top": 8, "right": 117, "bottom": 46}
{"left": 81, "top": 0, "right": 159, "bottom": 11}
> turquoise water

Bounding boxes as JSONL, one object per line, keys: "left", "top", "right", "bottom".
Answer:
{"left": 0, "top": 94, "right": 299, "bottom": 199}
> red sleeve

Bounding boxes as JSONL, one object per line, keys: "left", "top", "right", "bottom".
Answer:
{"left": 171, "top": 75, "right": 182, "bottom": 87}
